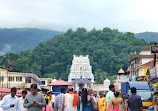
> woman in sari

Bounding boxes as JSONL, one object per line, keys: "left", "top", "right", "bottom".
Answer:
{"left": 43, "top": 92, "right": 52, "bottom": 111}
{"left": 98, "top": 92, "right": 106, "bottom": 111}
{"left": 107, "top": 91, "right": 126, "bottom": 111}
{"left": 82, "top": 88, "right": 97, "bottom": 111}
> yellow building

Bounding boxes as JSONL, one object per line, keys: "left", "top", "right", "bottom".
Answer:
{"left": 0, "top": 68, "right": 40, "bottom": 90}
{"left": 128, "top": 46, "right": 157, "bottom": 80}
{"left": 0, "top": 68, "right": 7, "bottom": 88}
{"left": 40, "top": 78, "right": 55, "bottom": 91}
{"left": 136, "top": 61, "right": 155, "bottom": 81}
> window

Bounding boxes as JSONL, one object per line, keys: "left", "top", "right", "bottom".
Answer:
{"left": 137, "top": 91, "right": 151, "bottom": 101}
{"left": 0, "top": 77, "right": 4, "bottom": 82}
{"left": 41, "top": 81, "right": 45, "bottom": 85}
{"left": 9, "top": 77, "right": 14, "bottom": 81}
{"left": 16, "top": 77, "right": 22, "bottom": 81}
{"left": 26, "top": 77, "right": 31, "bottom": 83}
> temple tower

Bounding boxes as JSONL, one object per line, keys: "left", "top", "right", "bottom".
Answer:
{"left": 68, "top": 55, "right": 94, "bottom": 92}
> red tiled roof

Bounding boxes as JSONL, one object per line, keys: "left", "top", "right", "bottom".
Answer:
{"left": 48, "top": 78, "right": 73, "bottom": 86}
{"left": 0, "top": 88, "right": 10, "bottom": 93}
{"left": 0, "top": 88, "right": 30, "bottom": 94}
{"left": 128, "top": 55, "right": 158, "bottom": 62}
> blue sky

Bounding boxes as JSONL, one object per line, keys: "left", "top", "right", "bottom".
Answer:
{"left": 0, "top": 0, "right": 158, "bottom": 33}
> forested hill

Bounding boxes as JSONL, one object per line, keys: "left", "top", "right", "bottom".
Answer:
{"left": 0, "top": 28, "right": 62, "bottom": 55}
{"left": 0, "top": 28, "right": 148, "bottom": 83}
{"left": 135, "top": 32, "right": 158, "bottom": 42}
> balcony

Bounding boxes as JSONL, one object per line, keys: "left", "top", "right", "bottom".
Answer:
{"left": 129, "top": 64, "right": 141, "bottom": 70}
{"left": 135, "top": 64, "right": 141, "bottom": 68}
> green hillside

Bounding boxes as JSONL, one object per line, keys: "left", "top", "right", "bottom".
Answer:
{"left": 0, "top": 28, "right": 62, "bottom": 55}
{"left": 0, "top": 28, "right": 148, "bottom": 83}
{"left": 135, "top": 32, "right": 158, "bottom": 42}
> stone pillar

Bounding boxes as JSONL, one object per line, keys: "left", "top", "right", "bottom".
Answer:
{"left": 84, "top": 83, "right": 87, "bottom": 88}
{"left": 75, "top": 83, "right": 79, "bottom": 92}
{"left": 91, "top": 83, "right": 93, "bottom": 88}
{"left": 50, "top": 86, "right": 52, "bottom": 91}
{"left": 104, "top": 79, "right": 110, "bottom": 90}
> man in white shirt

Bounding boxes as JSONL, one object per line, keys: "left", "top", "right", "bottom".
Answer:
{"left": 0, "top": 95, "right": 5, "bottom": 111}
{"left": 1, "top": 87, "right": 21, "bottom": 111}
{"left": 0, "top": 100, "right": 3, "bottom": 111}
{"left": 19, "top": 90, "right": 28, "bottom": 111}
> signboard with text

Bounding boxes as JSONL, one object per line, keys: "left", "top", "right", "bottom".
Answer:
{"left": 71, "top": 78, "right": 91, "bottom": 82}
{"left": 149, "top": 67, "right": 157, "bottom": 78}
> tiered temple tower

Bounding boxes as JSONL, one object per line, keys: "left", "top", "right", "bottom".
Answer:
{"left": 68, "top": 55, "right": 94, "bottom": 92}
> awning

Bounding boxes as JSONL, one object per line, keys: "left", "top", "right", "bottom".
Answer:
{"left": 24, "top": 73, "right": 37, "bottom": 77}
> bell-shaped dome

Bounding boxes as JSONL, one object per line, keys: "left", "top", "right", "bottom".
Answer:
{"left": 118, "top": 68, "right": 125, "bottom": 74}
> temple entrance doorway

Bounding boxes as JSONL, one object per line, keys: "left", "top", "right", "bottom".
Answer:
{"left": 78, "top": 83, "right": 84, "bottom": 91}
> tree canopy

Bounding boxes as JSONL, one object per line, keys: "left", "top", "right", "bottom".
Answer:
{"left": 0, "top": 27, "right": 148, "bottom": 83}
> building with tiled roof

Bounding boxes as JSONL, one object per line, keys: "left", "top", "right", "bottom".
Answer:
{"left": 128, "top": 46, "right": 157, "bottom": 81}
{"left": 136, "top": 60, "right": 158, "bottom": 81}
{"left": 0, "top": 68, "right": 40, "bottom": 90}
{"left": 48, "top": 78, "right": 73, "bottom": 95}
{"left": 48, "top": 78, "right": 73, "bottom": 86}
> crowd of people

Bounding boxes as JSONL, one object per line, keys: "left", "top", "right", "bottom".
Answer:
{"left": 0, "top": 84, "right": 144, "bottom": 111}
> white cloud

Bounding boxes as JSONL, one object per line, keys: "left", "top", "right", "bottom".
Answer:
{"left": 0, "top": 0, "right": 158, "bottom": 33}
{"left": 0, "top": 44, "right": 12, "bottom": 56}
